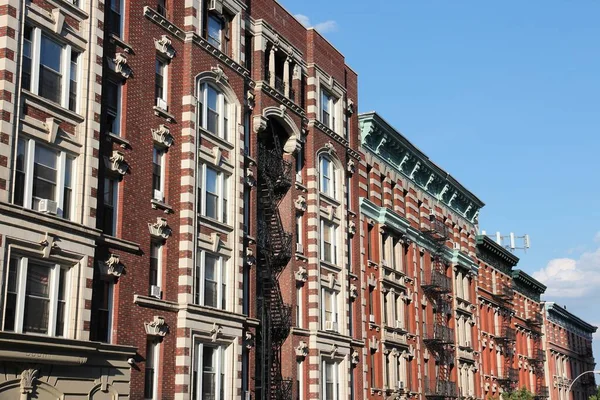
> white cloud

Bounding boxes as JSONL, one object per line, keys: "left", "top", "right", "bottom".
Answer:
{"left": 533, "top": 247, "right": 600, "bottom": 298}
{"left": 294, "top": 14, "right": 338, "bottom": 33}
{"left": 594, "top": 231, "right": 600, "bottom": 243}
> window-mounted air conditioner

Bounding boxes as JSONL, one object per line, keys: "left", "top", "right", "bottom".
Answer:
{"left": 395, "top": 320, "right": 403, "bottom": 329}
{"left": 325, "top": 320, "right": 338, "bottom": 332}
{"left": 153, "top": 190, "right": 164, "bottom": 202}
{"left": 296, "top": 243, "right": 304, "bottom": 254}
{"left": 369, "top": 314, "right": 376, "bottom": 323}
{"left": 150, "top": 285, "right": 162, "bottom": 299}
{"left": 38, "top": 199, "right": 58, "bottom": 215}
{"left": 156, "top": 97, "right": 168, "bottom": 111}
{"left": 397, "top": 381, "right": 405, "bottom": 391}
{"left": 208, "top": 0, "right": 223, "bottom": 13}
{"left": 465, "top": 340, "right": 471, "bottom": 348}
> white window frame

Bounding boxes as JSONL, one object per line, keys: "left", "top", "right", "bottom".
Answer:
{"left": 319, "top": 155, "right": 338, "bottom": 199}
{"left": 198, "top": 82, "right": 231, "bottom": 142}
{"left": 155, "top": 58, "right": 168, "bottom": 109}
{"left": 105, "top": 80, "right": 122, "bottom": 136}
{"left": 149, "top": 242, "right": 163, "bottom": 293}
{"left": 144, "top": 340, "right": 160, "bottom": 400}
{"left": 15, "top": 138, "right": 76, "bottom": 220}
{"left": 296, "top": 144, "right": 303, "bottom": 183}
{"left": 152, "top": 147, "right": 166, "bottom": 201}
{"left": 296, "top": 284, "right": 303, "bottom": 328}
{"left": 103, "top": 177, "right": 119, "bottom": 236}
{"left": 320, "top": 219, "right": 338, "bottom": 265}
{"left": 296, "top": 214, "right": 303, "bottom": 250}
{"left": 3, "top": 255, "right": 71, "bottom": 337}
{"left": 109, "top": 0, "right": 125, "bottom": 37}
{"left": 193, "top": 342, "right": 230, "bottom": 400}
{"left": 320, "top": 89, "right": 337, "bottom": 132}
{"left": 95, "top": 279, "right": 114, "bottom": 343}
{"left": 322, "top": 359, "right": 340, "bottom": 400}
{"left": 297, "top": 360, "right": 304, "bottom": 400}
{"left": 26, "top": 27, "right": 80, "bottom": 111}
{"left": 321, "top": 287, "right": 339, "bottom": 332}
{"left": 194, "top": 251, "right": 228, "bottom": 310}
{"left": 199, "top": 164, "right": 229, "bottom": 224}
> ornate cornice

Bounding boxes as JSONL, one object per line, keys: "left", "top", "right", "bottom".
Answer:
{"left": 545, "top": 302, "right": 597, "bottom": 336}
{"left": 359, "top": 112, "right": 484, "bottom": 222}
{"left": 476, "top": 235, "right": 519, "bottom": 274}
{"left": 511, "top": 269, "right": 546, "bottom": 302}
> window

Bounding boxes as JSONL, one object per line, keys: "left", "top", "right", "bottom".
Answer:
{"left": 321, "top": 220, "right": 338, "bottom": 265}
{"left": 296, "top": 284, "right": 303, "bottom": 328}
{"left": 108, "top": 0, "right": 124, "bottom": 37}
{"left": 155, "top": 59, "right": 167, "bottom": 109}
{"left": 14, "top": 138, "right": 76, "bottom": 219}
{"left": 322, "top": 288, "right": 338, "bottom": 332}
{"left": 199, "top": 164, "right": 229, "bottom": 223}
{"left": 152, "top": 148, "right": 166, "bottom": 201}
{"left": 105, "top": 81, "right": 122, "bottom": 136}
{"left": 321, "top": 90, "right": 337, "bottom": 131}
{"left": 3, "top": 256, "right": 70, "bottom": 336}
{"left": 296, "top": 144, "right": 303, "bottom": 183}
{"left": 149, "top": 242, "right": 162, "bottom": 297}
{"left": 24, "top": 28, "right": 80, "bottom": 110}
{"left": 194, "top": 251, "right": 227, "bottom": 310}
{"left": 91, "top": 279, "right": 113, "bottom": 343}
{"left": 193, "top": 343, "right": 227, "bottom": 400}
{"left": 205, "top": 12, "right": 231, "bottom": 54}
{"left": 295, "top": 214, "right": 303, "bottom": 253}
{"left": 297, "top": 360, "right": 304, "bottom": 400}
{"left": 198, "top": 83, "right": 230, "bottom": 141}
{"left": 320, "top": 156, "right": 337, "bottom": 199}
{"left": 103, "top": 178, "right": 118, "bottom": 235}
{"left": 157, "top": 0, "right": 167, "bottom": 16}
{"left": 323, "top": 360, "right": 339, "bottom": 400}
{"left": 145, "top": 340, "right": 159, "bottom": 400}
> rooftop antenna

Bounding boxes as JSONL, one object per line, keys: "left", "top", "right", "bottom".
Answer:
{"left": 481, "top": 230, "right": 530, "bottom": 253}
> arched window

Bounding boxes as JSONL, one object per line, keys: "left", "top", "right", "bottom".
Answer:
{"left": 198, "top": 83, "right": 230, "bottom": 141}
{"left": 319, "top": 155, "right": 338, "bottom": 200}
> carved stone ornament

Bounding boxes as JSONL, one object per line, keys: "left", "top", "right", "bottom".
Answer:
{"left": 294, "top": 195, "right": 307, "bottom": 212}
{"left": 44, "top": 117, "right": 62, "bottom": 144}
{"left": 348, "top": 220, "right": 357, "bottom": 237}
{"left": 210, "top": 323, "right": 223, "bottom": 342}
{"left": 211, "top": 65, "right": 229, "bottom": 83}
{"left": 329, "top": 344, "right": 338, "bottom": 358}
{"left": 295, "top": 266, "right": 308, "bottom": 284}
{"left": 244, "top": 331, "right": 254, "bottom": 349}
{"left": 148, "top": 217, "right": 172, "bottom": 239}
{"left": 108, "top": 53, "right": 133, "bottom": 79}
{"left": 108, "top": 150, "right": 129, "bottom": 175}
{"left": 155, "top": 35, "right": 176, "bottom": 59}
{"left": 245, "top": 247, "right": 256, "bottom": 267}
{"left": 51, "top": 8, "right": 64, "bottom": 34}
{"left": 245, "top": 167, "right": 256, "bottom": 187}
{"left": 152, "top": 124, "right": 174, "bottom": 148}
{"left": 349, "top": 284, "right": 358, "bottom": 300}
{"left": 347, "top": 159, "right": 356, "bottom": 174}
{"left": 295, "top": 341, "right": 309, "bottom": 358}
{"left": 351, "top": 350, "right": 360, "bottom": 366}
{"left": 253, "top": 115, "right": 268, "bottom": 134}
{"left": 105, "top": 253, "right": 125, "bottom": 277}
{"left": 145, "top": 316, "right": 169, "bottom": 337}
{"left": 369, "top": 336, "right": 379, "bottom": 351}
{"left": 20, "top": 368, "right": 38, "bottom": 394}
{"left": 40, "top": 232, "right": 60, "bottom": 258}
{"left": 346, "top": 98, "right": 355, "bottom": 115}
{"left": 324, "top": 141, "right": 336, "bottom": 155}
{"left": 246, "top": 90, "right": 255, "bottom": 110}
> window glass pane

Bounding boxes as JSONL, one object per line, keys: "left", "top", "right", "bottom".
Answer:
{"left": 23, "top": 262, "right": 51, "bottom": 334}
{"left": 155, "top": 60, "right": 164, "bottom": 101}
{"left": 55, "top": 268, "right": 67, "bottom": 336}
{"left": 69, "top": 51, "right": 79, "bottom": 112}
{"left": 152, "top": 148, "right": 162, "bottom": 193}
{"left": 208, "top": 16, "right": 222, "bottom": 49}
{"left": 14, "top": 139, "right": 26, "bottom": 206}
{"left": 202, "top": 346, "right": 216, "bottom": 397}
{"left": 206, "top": 86, "right": 219, "bottom": 134}
{"left": 204, "top": 255, "right": 218, "bottom": 307}
{"left": 3, "top": 257, "right": 19, "bottom": 331}
{"left": 222, "top": 101, "right": 229, "bottom": 141}
{"left": 144, "top": 341, "right": 156, "bottom": 398}
{"left": 150, "top": 243, "right": 159, "bottom": 287}
{"left": 33, "top": 145, "right": 58, "bottom": 207}
{"left": 205, "top": 168, "right": 218, "bottom": 219}
{"left": 23, "top": 26, "right": 32, "bottom": 91}
{"left": 63, "top": 156, "right": 74, "bottom": 219}
{"left": 41, "top": 36, "right": 62, "bottom": 72}
{"left": 39, "top": 36, "right": 63, "bottom": 104}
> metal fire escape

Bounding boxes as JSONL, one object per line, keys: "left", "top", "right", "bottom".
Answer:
{"left": 495, "top": 284, "right": 517, "bottom": 392}
{"left": 526, "top": 313, "right": 548, "bottom": 399}
{"left": 421, "top": 215, "right": 458, "bottom": 399}
{"left": 256, "top": 130, "right": 293, "bottom": 400}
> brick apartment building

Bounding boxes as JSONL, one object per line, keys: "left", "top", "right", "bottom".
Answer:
{"left": 0, "top": 1, "right": 596, "bottom": 400}
{"left": 543, "top": 302, "right": 597, "bottom": 400}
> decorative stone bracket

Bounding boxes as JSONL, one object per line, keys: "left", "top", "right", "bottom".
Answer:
{"left": 349, "top": 284, "right": 358, "bottom": 300}
{"left": 328, "top": 344, "right": 338, "bottom": 359}
{"left": 295, "top": 266, "right": 308, "bottom": 284}
{"left": 295, "top": 341, "right": 308, "bottom": 359}
{"left": 210, "top": 323, "right": 223, "bottom": 342}
{"left": 20, "top": 368, "right": 38, "bottom": 394}
{"left": 155, "top": 35, "right": 176, "bottom": 59}
{"left": 351, "top": 350, "right": 360, "bottom": 366}
{"left": 346, "top": 98, "right": 355, "bottom": 115}
{"left": 152, "top": 124, "right": 174, "bottom": 149}
{"left": 294, "top": 195, "right": 307, "bottom": 213}
{"left": 369, "top": 336, "right": 380, "bottom": 351}
{"left": 44, "top": 117, "right": 62, "bottom": 144}
{"left": 145, "top": 316, "right": 169, "bottom": 337}
{"left": 106, "top": 151, "right": 129, "bottom": 176}
{"left": 245, "top": 247, "right": 256, "bottom": 268}
{"left": 246, "top": 90, "right": 255, "bottom": 110}
{"left": 39, "top": 232, "right": 60, "bottom": 258}
{"left": 211, "top": 65, "right": 228, "bottom": 84}
{"left": 245, "top": 166, "right": 256, "bottom": 187}
{"left": 348, "top": 220, "right": 357, "bottom": 237}
{"left": 51, "top": 8, "right": 64, "bottom": 34}
{"left": 244, "top": 331, "right": 254, "bottom": 349}
{"left": 148, "top": 217, "right": 172, "bottom": 239}
{"left": 100, "top": 253, "right": 125, "bottom": 278}
{"left": 347, "top": 159, "right": 356, "bottom": 174}
{"left": 107, "top": 53, "right": 133, "bottom": 79}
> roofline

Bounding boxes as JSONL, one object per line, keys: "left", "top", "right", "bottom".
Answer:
{"left": 476, "top": 235, "right": 520, "bottom": 266}
{"left": 545, "top": 302, "right": 598, "bottom": 333}
{"left": 512, "top": 269, "right": 547, "bottom": 294}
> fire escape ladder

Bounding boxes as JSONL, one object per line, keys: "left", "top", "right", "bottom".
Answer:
{"left": 256, "top": 138, "right": 293, "bottom": 400}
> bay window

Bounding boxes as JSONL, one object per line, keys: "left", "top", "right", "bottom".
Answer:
{"left": 192, "top": 342, "right": 228, "bottom": 400}
{"left": 320, "top": 156, "right": 338, "bottom": 199}
{"left": 24, "top": 27, "right": 80, "bottom": 111}
{"left": 323, "top": 360, "right": 340, "bottom": 400}
{"left": 321, "top": 220, "right": 338, "bottom": 265}
{"left": 194, "top": 251, "right": 227, "bottom": 310}
{"left": 199, "top": 164, "right": 229, "bottom": 224}
{"left": 14, "top": 138, "right": 76, "bottom": 219}
{"left": 198, "top": 83, "right": 230, "bottom": 141}
{"left": 3, "top": 255, "right": 70, "bottom": 337}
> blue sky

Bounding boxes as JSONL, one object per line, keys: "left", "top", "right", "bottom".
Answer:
{"left": 281, "top": 0, "right": 600, "bottom": 364}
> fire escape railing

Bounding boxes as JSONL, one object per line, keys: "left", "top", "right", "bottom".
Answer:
{"left": 257, "top": 141, "right": 293, "bottom": 400}
{"left": 420, "top": 215, "right": 457, "bottom": 398}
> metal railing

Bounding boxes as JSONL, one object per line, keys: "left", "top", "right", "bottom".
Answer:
{"left": 423, "top": 324, "right": 455, "bottom": 344}
{"left": 424, "top": 378, "right": 458, "bottom": 398}
{"left": 421, "top": 270, "right": 452, "bottom": 293}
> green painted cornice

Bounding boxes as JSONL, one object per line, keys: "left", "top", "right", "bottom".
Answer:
{"left": 359, "top": 197, "right": 411, "bottom": 234}
{"left": 511, "top": 269, "right": 546, "bottom": 302}
{"left": 450, "top": 249, "right": 479, "bottom": 275}
{"left": 476, "top": 235, "right": 520, "bottom": 267}
{"left": 359, "top": 112, "right": 484, "bottom": 223}
{"left": 545, "top": 302, "right": 597, "bottom": 335}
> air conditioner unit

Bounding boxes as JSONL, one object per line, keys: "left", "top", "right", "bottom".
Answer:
{"left": 153, "top": 190, "right": 164, "bottom": 202}
{"left": 369, "top": 314, "right": 376, "bottom": 323}
{"left": 150, "top": 285, "right": 162, "bottom": 299}
{"left": 395, "top": 320, "right": 403, "bottom": 329}
{"left": 244, "top": 391, "right": 251, "bottom": 400}
{"left": 38, "top": 199, "right": 58, "bottom": 215}
{"left": 465, "top": 340, "right": 471, "bottom": 348}
{"left": 453, "top": 242, "right": 461, "bottom": 250}
{"left": 381, "top": 259, "right": 388, "bottom": 267}
{"left": 208, "top": 0, "right": 223, "bottom": 13}
{"left": 156, "top": 97, "right": 168, "bottom": 111}
{"left": 325, "top": 321, "right": 337, "bottom": 331}
{"left": 296, "top": 242, "right": 304, "bottom": 254}
{"left": 397, "top": 381, "right": 404, "bottom": 391}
